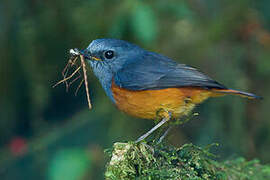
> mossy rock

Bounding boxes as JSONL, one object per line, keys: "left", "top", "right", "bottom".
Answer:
{"left": 105, "top": 142, "right": 270, "bottom": 180}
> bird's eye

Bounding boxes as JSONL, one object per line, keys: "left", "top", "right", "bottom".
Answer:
{"left": 104, "top": 50, "right": 114, "bottom": 59}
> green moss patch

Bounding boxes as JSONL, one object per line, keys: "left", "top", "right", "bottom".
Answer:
{"left": 105, "top": 142, "right": 270, "bottom": 180}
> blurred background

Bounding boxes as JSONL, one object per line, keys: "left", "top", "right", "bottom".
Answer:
{"left": 0, "top": 0, "right": 270, "bottom": 179}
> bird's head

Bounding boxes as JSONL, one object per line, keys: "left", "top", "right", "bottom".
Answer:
{"left": 79, "top": 39, "right": 144, "bottom": 100}
{"left": 81, "top": 38, "right": 143, "bottom": 75}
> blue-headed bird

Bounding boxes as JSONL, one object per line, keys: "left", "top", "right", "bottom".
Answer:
{"left": 78, "top": 39, "right": 261, "bottom": 142}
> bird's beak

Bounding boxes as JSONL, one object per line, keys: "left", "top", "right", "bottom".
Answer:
{"left": 80, "top": 49, "right": 101, "bottom": 61}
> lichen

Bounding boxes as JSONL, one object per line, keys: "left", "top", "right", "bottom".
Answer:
{"left": 105, "top": 142, "right": 270, "bottom": 180}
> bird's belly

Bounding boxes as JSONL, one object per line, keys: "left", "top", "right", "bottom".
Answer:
{"left": 111, "top": 82, "right": 213, "bottom": 120}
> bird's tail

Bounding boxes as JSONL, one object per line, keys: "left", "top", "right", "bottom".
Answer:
{"left": 211, "top": 89, "right": 262, "bottom": 99}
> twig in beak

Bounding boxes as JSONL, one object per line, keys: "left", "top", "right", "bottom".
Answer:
{"left": 53, "top": 48, "right": 92, "bottom": 110}
{"left": 80, "top": 54, "right": 92, "bottom": 109}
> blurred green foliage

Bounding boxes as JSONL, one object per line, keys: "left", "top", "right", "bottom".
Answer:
{"left": 0, "top": 0, "right": 270, "bottom": 179}
{"left": 48, "top": 148, "right": 91, "bottom": 180}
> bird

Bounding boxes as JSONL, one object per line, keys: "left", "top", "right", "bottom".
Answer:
{"left": 79, "top": 38, "right": 261, "bottom": 142}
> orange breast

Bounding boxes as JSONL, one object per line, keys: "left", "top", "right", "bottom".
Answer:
{"left": 111, "top": 81, "right": 216, "bottom": 120}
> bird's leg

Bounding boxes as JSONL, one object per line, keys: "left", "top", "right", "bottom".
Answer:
{"left": 157, "top": 126, "right": 172, "bottom": 144}
{"left": 135, "top": 117, "right": 169, "bottom": 143}
{"left": 135, "top": 111, "right": 171, "bottom": 143}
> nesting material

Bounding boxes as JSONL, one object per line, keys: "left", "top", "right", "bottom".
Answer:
{"left": 53, "top": 49, "right": 92, "bottom": 109}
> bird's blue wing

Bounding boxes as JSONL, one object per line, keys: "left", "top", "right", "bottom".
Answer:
{"left": 114, "top": 51, "right": 226, "bottom": 90}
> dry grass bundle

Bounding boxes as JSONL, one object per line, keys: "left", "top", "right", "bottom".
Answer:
{"left": 53, "top": 49, "right": 92, "bottom": 109}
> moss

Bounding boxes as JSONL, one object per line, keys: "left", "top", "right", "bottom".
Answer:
{"left": 105, "top": 142, "right": 270, "bottom": 180}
